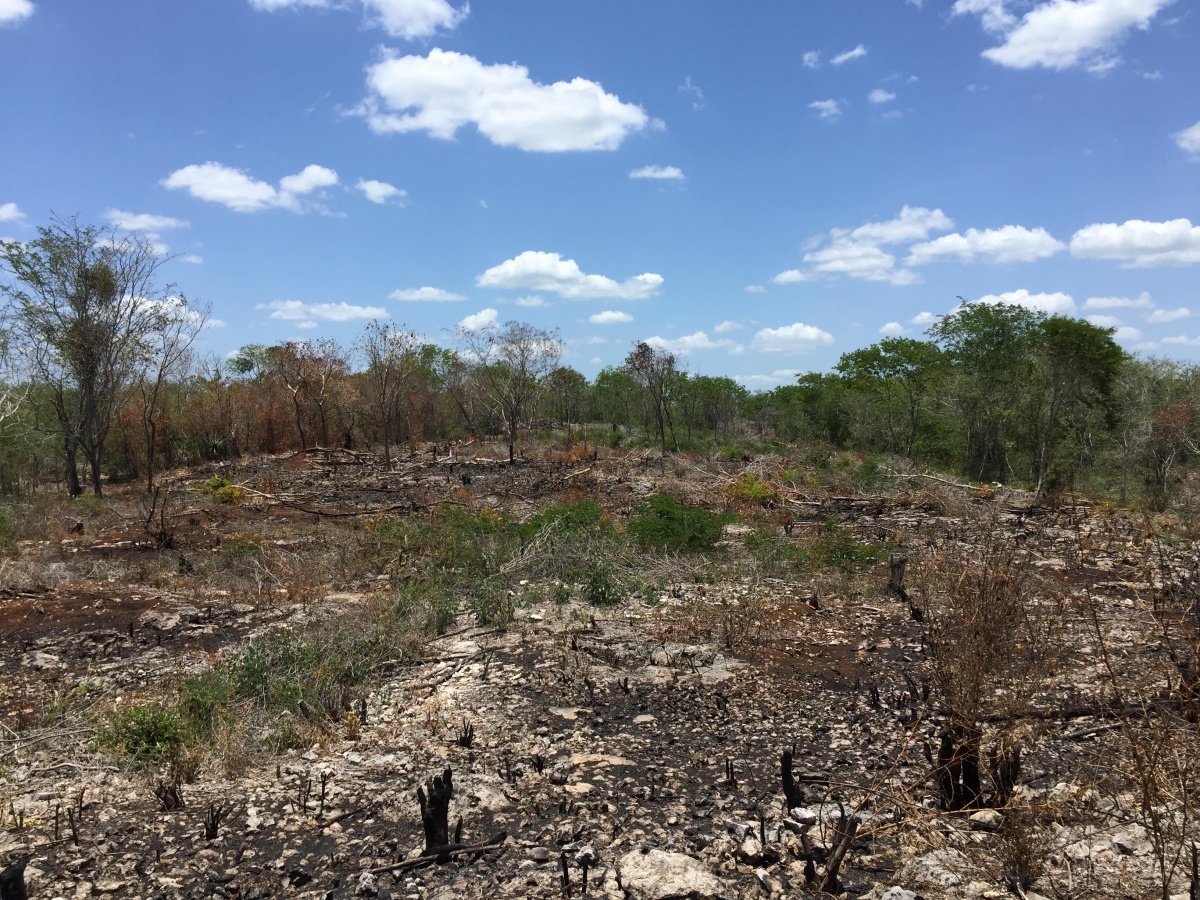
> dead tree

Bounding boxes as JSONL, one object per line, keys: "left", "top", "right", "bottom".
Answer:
{"left": 781, "top": 749, "right": 805, "bottom": 810}
{"left": 418, "top": 767, "right": 455, "bottom": 855}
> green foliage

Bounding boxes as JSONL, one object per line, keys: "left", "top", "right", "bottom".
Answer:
{"left": 582, "top": 560, "right": 623, "bottom": 606}
{"left": 728, "top": 472, "right": 777, "bottom": 505}
{"left": 201, "top": 474, "right": 244, "bottom": 504}
{"left": 810, "top": 518, "right": 888, "bottom": 572}
{"left": 0, "top": 507, "right": 15, "bottom": 557}
{"left": 628, "top": 494, "right": 732, "bottom": 552}
{"left": 102, "top": 705, "right": 183, "bottom": 763}
{"left": 73, "top": 494, "right": 109, "bottom": 516}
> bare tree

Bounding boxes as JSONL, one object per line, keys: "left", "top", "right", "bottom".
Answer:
{"left": 624, "top": 341, "right": 679, "bottom": 469}
{"left": 457, "top": 320, "right": 561, "bottom": 463}
{"left": 357, "top": 321, "right": 420, "bottom": 465}
{"left": 265, "top": 339, "right": 349, "bottom": 449}
{"left": 1, "top": 216, "right": 190, "bottom": 496}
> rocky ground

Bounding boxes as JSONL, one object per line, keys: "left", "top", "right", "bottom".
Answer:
{"left": 2, "top": 447, "right": 1197, "bottom": 899}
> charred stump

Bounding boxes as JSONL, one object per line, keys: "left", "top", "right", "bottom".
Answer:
{"left": 937, "top": 725, "right": 982, "bottom": 810}
{"left": 417, "top": 767, "right": 454, "bottom": 855}
{"left": 781, "top": 749, "right": 805, "bottom": 810}
{"left": 0, "top": 856, "right": 28, "bottom": 900}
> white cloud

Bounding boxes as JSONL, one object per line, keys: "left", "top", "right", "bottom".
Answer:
{"left": 956, "top": 0, "right": 1175, "bottom": 72}
{"left": 809, "top": 99, "right": 844, "bottom": 120}
{"left": 1163, "top": 334, "right": 1200, "bottom": 347}
{"left": 1070, "top": 218, "right": 1200, "bottom": 267}
{"left": 644, "top": 331, "right": 736, "bottom": 355}
{"left": 1084, "top": 291, "right": 1154, "bottom": 309}
{"left": 831, "top": 44, "right": 868, "bottom": 65}
{"left": 802, "top": 51, "right": 822, "bottom": 69}
{"left": 458, "top": 308, "right": 499, "bottom": 331}
{"left": 0, "top": 202, "right": 25, "bottom": 222}
{"left": 0, "top": 0, "right": 33, "bottom": 26}
{"left": 868, "top": 89, "right": 897, "bottom": 104}
{"left": 975, "top": 288, "right": 1077, "bottom": 315}
{"left": 1146, "top": 307, "right": 1191, "bottom": 323}
{"left": 751, "top": 322, "right": 835, "bottom": 353}
{"left": 629, "top": 165, "right": 685, "bottom": 181}
{"left": 179, "top": 255, "right": 204, "bottom": 265}
{"left": 1114, "top": 326, "right": 1144, "bottom": 341}
{"left": 1175, "top": 121, "right": 1200, "bottom": 157}
{"left": 250, "top": 0, "right": 466, "bottom": 39}
{"left": 477, "top": 251, "right": 663, "bottom": 300}
{"left": 1087, "top": 314, "right": 1123, "bottom": 328}
{"left": 744, "top": 284, "right": 766, "bottom": 293}
{"left": 103, "top": 209, "right": 189, "bottom": 231}
{"left": 714, "top": 320, "right": 744, "bottom": 333}
{"left": 679, "top": 76, "right": 704, "bottom": 110}
{"left": 357, "top": 49, "right": 655, "bottom": 152}
{"left": 905, "top": 225, "right": 1065, "bottom": 265}
{"left": 162, "top": 162, "right": 339, "bottom": 213}
{"left": 389, "top": 286, "right": 465, "bottom": 302}
{"left": 259, "top": 300, "right": 387, "bottom": 322}
{"left": 589, "top": 310, "right": 633, "bottom": 325}
{"left": 514, "top": 295, "right": 545, "bottom": 307}
{"left": 910, "top": 311, "right": 938, "bottom": 327}
{"left": 356, "top": 178, "right": 408, "bottom": 204}
{"left": 879, "top": 321, "right": 905, "bottom": 336}
{"left": 778, "top": 206, "right": 954, "bottom": 286}
{"left": 737, "top": 369, "right": 802, "bottom": 389}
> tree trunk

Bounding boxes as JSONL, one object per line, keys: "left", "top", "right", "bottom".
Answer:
{"left": 417, "top": 767, "right": 454, "bottom": 854}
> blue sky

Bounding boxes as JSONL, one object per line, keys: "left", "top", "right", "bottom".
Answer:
{"left": 1, "top": 0, "right": 1198, "bottom": 388}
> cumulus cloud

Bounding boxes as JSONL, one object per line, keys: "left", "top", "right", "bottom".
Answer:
{"left": 905, "top": 225, "right": 1065, "bottom": 265}
{"left": 179, "top": 255, "right": 204, "bottom": 265}
{"left": 1084, "top": 291, "right": 1154, "bottom": 309}
{"left": 477, "top": 251, "right": 663, "bottom": 300}
{"left": 737, "top": 369, "right": 802, "bottom": 389}
{"left": 751, "top": 322, "right": 835, "bottom": 353}
{"left": 954, "top": 0, "right": 1175, "bottom": 72}
{"left": 0, "top": 0, "right": 33, "bottom": 26}
{"left": 1174, "top": 121, "right": 1200, "bottom": 156}
{"left": 784, "top": 206, "right": 954, "bottom": 285}
{"left": 629, "top": 165, "right": 684, "bottom": 180}
{"left": 1087, "top": 314, "right": 1123, "bottom": 328}
{"left": 356, "top": 178, "right": 407, "bottom": 204}
{"left": 1163, "top": 335, "right": 1200, "bottom": 347}
{"left": 1146, "top": 307, "right": 1191, "bottom": 323}
{"left": 868, "top": 89, "right": 897, "bottom": 104}
{"left": 514, "top": 296, "right": 545, "bottom": 307}
{"left": 910, "top": 311, "right": 939, "bottom": 327}
{"left": 0, "top": 202, "right": 25, "bottom": 222}
{"left": 258, "top": 300, "right": 387, "bottom": 321}
{"left": 744, "top": 285, "right": 766, "bottom": 293}
{"left": 803, "top": 51, "right": 822, "bottom": 69}
{"left": 357, "top": 49, "right": 656, "bottom": 152}
{"left": 389, "top": 286, "right": 465, "bottom": 301}
{"left": 1070, "top": 218, "right": 1200, "bottom": 267}
{"left": 975, "top": 289, "right": 1077, "bottom": 315}
{"left": 250, "top": 0, "right": 466, "bottom": 39}
{"left": 809, "top": 99, "right": 844, "bottom": 120}
{"left": 714, "top": 320, "right": 744, "bottom": 333}
{"left": 163, "top": 162, "right": 339, "bottom": 213}
{"left": 1114, "top": 325, "right": 1144, "bottom": 341}
{"left": 103, "top": 209, "right": 189, "bottom": 232}
{"left": 879, "top": 321, "right": 905, "bottom": 336}
{"left": 458, "top": 308, "right": 498, "bottom": 331}
{"left": 831, "top": 44, "right": 868, "bottom": 65}
{"left": 644, "top": 331, "right": 736, "bottom": 354}
{"left": 589, "top": 310, "right": 633, "bottom": 324}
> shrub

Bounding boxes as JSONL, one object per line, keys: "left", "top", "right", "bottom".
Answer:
{"left": 810, "top": 518, "right": 888, "bottom": 572}
{"left": 201, "top": 474, "right": 244, "bottom": 504}
{"left": 102, "top": 705, "right": 183, "bottom": 764}
{"left": 727, "top": 473, "right": 777, "bottom": 506}
{"left": 628, "top": 494, "right": 732, "bottom": 552}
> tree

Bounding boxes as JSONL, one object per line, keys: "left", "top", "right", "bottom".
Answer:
{"left": 836, "top": 338, "right": 947, "bottom": 456}
{"left": 265, "top": 339, "right": 349, "bottom": 448}
{"left": 357, "top": 321, "right": 420, "bottom": 465}
{"left": 1, "top": 216, "right": 192, "bottom": 496}
{"left": 624, "top": 342, "right": 679, "bottom": 466}
{"left": 458, "top": 321, "right": 561, "bottom": 463}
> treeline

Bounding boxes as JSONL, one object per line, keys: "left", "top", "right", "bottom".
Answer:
{"left": 2, "top": 217, "right": 1200, "bottom": 510}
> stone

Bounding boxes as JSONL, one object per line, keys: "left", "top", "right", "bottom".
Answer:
{"left": 616, "top": 848, "right": 722, "bottom": 900}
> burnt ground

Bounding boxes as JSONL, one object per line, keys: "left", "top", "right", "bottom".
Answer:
{"left": 1, "top": 446, "right": 1196, "bottom": 899}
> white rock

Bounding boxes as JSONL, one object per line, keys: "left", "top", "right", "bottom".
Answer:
{"left": 616, "top": 848, "right": 722, "bottom": 899}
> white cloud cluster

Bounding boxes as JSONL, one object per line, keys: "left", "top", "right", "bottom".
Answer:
{"left": 831, "top": 44, "right": 868, "bottom": 65}
{"left": 0, "top": 202, "right": 25, "bottom": 222}
{"left": 1146, "top": 307, "right": 1191, "bottom": 323}
{"left": 1177, "top": 121, "right": 1200, "bottom": 156}
{"left": 644, "top": 331, "right": 737, "bottom": 355}
{"left": 954, "top": 0, "right": 1174, "bottom": 72}
{"left": 751, "top": 322, "right": 835, "bottom": 353}
{"left": 356, "top": 178, "right": 407, "bottom": 205}
{"left": 714, "top": 320, "right": 743, "bottom": 333}
{"left": 589, "top": 310, "right": 633, "bottom": 324}
{"left": 974, "top": 288, "right": 1077, "bottom": 315}
{"left": 0, "top": 0, "right": 33, "bottom": 26}
{"left": 802, "top": 51, "right": 821, "bottom": 69}
{"left": 389, "top": 286, "right": 465, "bottom": 301}
{"left": 259, "top": 300, "right": 387, "bottom": 325}
{"left": 629, "top": 165, "right": 684, "bottom": 181}
{"left": 737, "top": 369, "right": 802, "bottom": 389}
{"left": 477, "top": 251, "right": 663, "bottom": 300}
{"left": 104, "top": 210, "right": 188, "bottom": 232}
{"left": 1084, "top": 291, "right": 1153, "bottom": 309}
{"left": 906, "top": 225, "right": 1065, "bottom": 265}
{"left": 357, "top": 49, "right": 655, "bottom": 152}
{"left": 163, "top": 162, "right": 338, "bottom": 213}
{"left": 779, "top": 206, "right": 954, "bottom": 286}
{"left": 868, "top": 89, "right": 896, "bottom": 104}
{"left": 1070, "top": 218, "right": 1200, "bottom": 267}
{"left": 458, "top": 308, "right": 498, "bottom": 331}
{"left": 250, "top": 0, "right": 466, "bottom": 40}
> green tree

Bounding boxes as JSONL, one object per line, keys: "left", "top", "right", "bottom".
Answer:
{"left": 836, "top": 337, "right": 947, "bottom": 456}
{"left": 1, "top": 216, "right": 190, "bottom": 496}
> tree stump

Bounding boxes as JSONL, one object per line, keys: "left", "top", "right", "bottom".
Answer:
{"left": 417, "top": 767, "right": 454, "bottom": 855}
{"left": 0, "top": 856, "right": 28, "bottom": 900}
{"left": 781, "top": 750, "right": 805, "bottom": 810}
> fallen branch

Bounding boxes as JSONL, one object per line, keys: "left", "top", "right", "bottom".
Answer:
{"left": 366, "top": 831, "right": 508, "bottom": 874}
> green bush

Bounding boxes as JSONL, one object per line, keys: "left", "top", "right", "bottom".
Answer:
{"left": 201, "top": 474, "right": 244, "bottom": 504}
{"left": 811, "top": 518, "right": 889, "bottom": 572}
{"left": 102, "top": 705, "right": 183, "bottom": 763}
{"left": 628, "top": 494, "right": 733, "bottom": 552}
{"left": 728, "top": 472, "right": 777, "bottom": 505}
